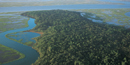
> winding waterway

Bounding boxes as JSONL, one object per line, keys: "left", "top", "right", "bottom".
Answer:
{"left": 0, "top": 0, "right": 130, "bottom": 65}
{"left": 0, "top": 18, "right": 40, "bottom": 65}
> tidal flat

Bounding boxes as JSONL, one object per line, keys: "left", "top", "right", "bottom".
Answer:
{"left": 0, "top": 12, "right": 29, "bottom": 64}
{"left": 5, "top": 32, "right": 40, "bottom": 47}
{"left": 0, "top": 44, "right": 25, "bottom": 64}
{"left": 0, "top": 12, "right": 29, "bottom": 33}
{"left": 74, "top": 8, "right": 130, "bottom": 28}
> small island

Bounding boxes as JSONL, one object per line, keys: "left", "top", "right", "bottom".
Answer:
{"left": 0, "top": 44, "right": 25, "bottom": 64}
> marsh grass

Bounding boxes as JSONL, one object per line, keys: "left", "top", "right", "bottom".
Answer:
{"left": 0, "top": 44, "right": 25, "bottom": 64}
{"left": 74, "top": 8, "right": 130, "bottom": 28}
{"left": 0, "top": 12, "right": 29, "bottom": 33}
{"left": 5, "top": 32, "right": 36, "bottom": 47}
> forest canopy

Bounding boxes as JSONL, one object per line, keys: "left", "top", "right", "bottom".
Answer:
{"left": 21, "top": 10, "right": 130, "bottom": 65}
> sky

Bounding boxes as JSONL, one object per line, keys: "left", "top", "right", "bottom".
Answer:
{"left": 0, "top": 0, "right": 51, "bottom": 2}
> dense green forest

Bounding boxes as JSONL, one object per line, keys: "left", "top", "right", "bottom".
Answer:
{"left": 21, "top": 10, "right": 130, "bottom": 65}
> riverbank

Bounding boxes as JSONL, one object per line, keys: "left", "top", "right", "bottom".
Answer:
{"left": 24, "top": 30, "right": 43, "bottom": 35}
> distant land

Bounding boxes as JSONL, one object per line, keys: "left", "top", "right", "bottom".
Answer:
{"left": 116, "top": 0, "right": 130, "bottom": 2}
{"left": 0, "top": 0, "right": 122, "bottom": 7}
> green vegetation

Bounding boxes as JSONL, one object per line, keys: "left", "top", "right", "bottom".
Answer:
{"left": 74, "top": 8, "right": 130, "bottom": 28}
{"left": 21, "top": 10, "right": 130, "bottom": 65}
{"left": 5, "top": 32, "right": 35, "bottom": 46}
{"left": 0, "top": 0, "right": 122, "bottom": 7}
{"left": 0, "top": 44, "right": 25, "bottom": 64}
{"left": 0, "top": 12, "right": 29, "bottom": 33}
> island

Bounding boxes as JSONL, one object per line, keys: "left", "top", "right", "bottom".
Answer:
{"left": 21, "top": 10, "right": 130, "bottom": 65}
{"left": 0, "top": 44, "right": 25, "bottom": 64}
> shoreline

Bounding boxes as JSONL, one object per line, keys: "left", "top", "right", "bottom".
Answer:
{"left": 31, "top": 33, "right": 42, "bottom": 65}
{"left": 24, "top": 30, "right": 43, "bottom": 65}
{"left": 24, "top": 30, "right": 43, "bottom": 35}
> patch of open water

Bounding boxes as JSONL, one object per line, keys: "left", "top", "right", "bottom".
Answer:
{"left": 125, "top": 12, "right": 130, "bottom": 17}
{"left": 81, "top": 12, "right": 130, "bottom": 28}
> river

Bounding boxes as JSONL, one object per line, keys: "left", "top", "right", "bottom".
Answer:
{"left": 0, "top": 0, "right": 130, "bottom": 65}
{"left": 0, "top": 18, "right": 39, "bottom": 65}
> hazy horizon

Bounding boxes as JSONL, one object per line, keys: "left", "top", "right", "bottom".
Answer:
{"left": 0, "top": 0, "right": 52, "bottom": 2}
